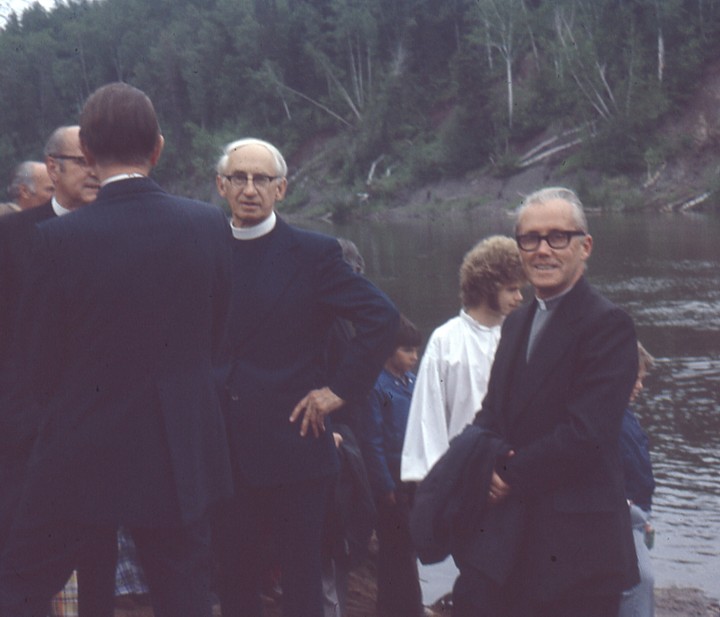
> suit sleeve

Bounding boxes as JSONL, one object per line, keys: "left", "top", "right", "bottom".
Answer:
{"left": 315, "top": 240, "right": 399, "bottom": 404}
{"left": 210, "top": 210, "right": 233, "bottom": 367}
{"left": 501, "top": 307, "right": 637, "bottom": 497}
{"left": 0, "top": 228, "right": 62, "bottom": 455}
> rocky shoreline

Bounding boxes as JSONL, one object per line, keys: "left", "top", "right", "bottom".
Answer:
{"left": 112, "top": 577, "right": 720, "bottom": 617}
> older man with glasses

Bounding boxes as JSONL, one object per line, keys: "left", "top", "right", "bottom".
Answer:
{"left": 213, "top": 137, "right": 399, "bottom": 617}
{"left": 450, "top": 187, "right": 639, "bottom": 617}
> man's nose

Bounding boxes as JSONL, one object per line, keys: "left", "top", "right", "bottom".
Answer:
{"left": 242, "top": 179, "right": 259, "bottom": 194}
{"left": 535, "top": 237, "right": 553, "bottom": 254}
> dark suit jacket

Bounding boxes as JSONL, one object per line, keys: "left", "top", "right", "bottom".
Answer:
{"left": 0, "top": 202, "right": 54, "bottom": 546}
{"left": 0, "top": 202, "right": 54, "bottom": 378}
{"left": 410, "top": 424, "right": 523, "bottom": 575}
{"left": 12, "top": 178, "right": 234, "bottom": 528}
{"left": 222, "top": 217, "right": 399, "bottom": 486}
{"left": 473, "top": 276, "right": 639, "bottom": 602}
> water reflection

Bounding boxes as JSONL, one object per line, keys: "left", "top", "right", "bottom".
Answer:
{"left": 296, "top": 209, "right": 720, "bottom": 598}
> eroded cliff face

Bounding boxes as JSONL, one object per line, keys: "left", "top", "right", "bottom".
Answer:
{"left": 285, "top": 61, "right": 720, "bottom": 220}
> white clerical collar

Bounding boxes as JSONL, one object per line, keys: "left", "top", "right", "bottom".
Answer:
{"left": 51, "top": 197, "right": 73, "bottom": 217}
{"left": 231, "top": 211, "right": 277, "bottom": 240}
{"left": 101, "top": 173, "right": 146, "bottom": 187}
{"left": 535, "top": 285, "right": 574, "bottom": 311}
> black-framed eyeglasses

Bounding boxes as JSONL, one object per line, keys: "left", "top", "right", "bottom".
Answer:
{"left": 516, "top": 230, "right": 586, "bottom": 251}
{"left": 223, "top": 172, "right": 279, "bottom": 190}
{"left": 49, "top": 154, "right": 88, "bottom": 167}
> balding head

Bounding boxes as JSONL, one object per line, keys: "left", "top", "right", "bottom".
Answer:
{"left": 8, "top": 161, "right": 54, "bottom": 210}
{"left": 45, "top": 126, "right": 100, "bottom": 211}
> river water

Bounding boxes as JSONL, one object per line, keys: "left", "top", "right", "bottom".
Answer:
{"left": 299, "top": 208, "right": 720, "bottom": 599}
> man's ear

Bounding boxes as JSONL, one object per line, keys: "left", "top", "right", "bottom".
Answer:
{"left": 216, "top": 174, "right": 228, "bottom": 199}
{"left": 275, "top": 177, "right": 288, "bottom": 202}
{"left": 45, "top": 156, "right": 60, "bottom": 183}
{"left": 149, "top": 135, "right": 165, "bottom": 167}
{"left": 80, "top": 140, "right": 96, "bottom": 167}
{"left": 18, "top": 184, "right": 32, "bottom": 200}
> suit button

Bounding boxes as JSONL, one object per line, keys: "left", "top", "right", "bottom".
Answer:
{"left": 230, "top": 394, "right": 239, "bottom": 401}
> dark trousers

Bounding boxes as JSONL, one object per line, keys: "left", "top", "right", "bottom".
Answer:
{"left": 453, "top": 565, "right": 621, "bottom": 617}
{"left": 375, "top": 488, "right": 423, "bottom": 617}
{"left": 0, "top": 456, "right": 116, "bottom": 617}
{"left": 0, "top": 515, "right": 213, "bottom": 617}
{"left": 213, "top": 476, "right": 332, "bottom": 617}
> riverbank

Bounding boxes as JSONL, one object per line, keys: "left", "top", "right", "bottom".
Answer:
{"left": 342, "top": 559, "right": 720, "bottom": 617}
{"left": 112, "top": 568, "right": 720, "bottom": 617}
{"left": 113, "top": 587, "right": 720, "bottom": 617}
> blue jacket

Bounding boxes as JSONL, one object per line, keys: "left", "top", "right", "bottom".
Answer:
{"left": 358, "top": 368, "right": 415, "bottom": 496}
{"left": 620, "top": 407, "right": 655, "bottom": 511}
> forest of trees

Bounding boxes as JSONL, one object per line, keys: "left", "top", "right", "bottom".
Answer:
{"left": 2, "top": 0, "right": 720, "bottom": 209}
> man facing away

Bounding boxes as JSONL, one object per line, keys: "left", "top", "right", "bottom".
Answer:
{"left": 0, "top": 83, "right": 234, "bottom": 617}
{"left": 454, "top": 187, "right": 639, "bottom": 617}
{"left": 1, "top": 161, "right": 54, "bottom": 215}
{"left": 212, "top": 137, "right": 398, "bottom": 617}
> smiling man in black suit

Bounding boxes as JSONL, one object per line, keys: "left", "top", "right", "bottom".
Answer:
{"left": 453, "top": 187, "right": 639, "bottom": 617}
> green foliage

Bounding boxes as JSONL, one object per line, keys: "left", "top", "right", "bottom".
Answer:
{"left": 1, "top": 0, "right": 720, "bottom": 202}
{"left": 575, "top": 173, "right": 645, "bottom": 212}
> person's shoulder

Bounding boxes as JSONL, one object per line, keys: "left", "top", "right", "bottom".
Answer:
{"left": 282, "top": 220, "right": 344, "bottom": 261}
{"left": 374, "top": 367, "right": 396, "bottom": 389}
{"left": 0, "top": 202, "right": 52, "bottom": 228}
{"left": 285, "top": 220, "right": 339, "bottom": 248}
{"left": 427, "top": 314, "right": 465, "bottom": 342}
{"left": 562, "top": 277, "right": 631, "bottom": 320}
{"left": 583, "top": 279, "right": 633, "bottom": 323}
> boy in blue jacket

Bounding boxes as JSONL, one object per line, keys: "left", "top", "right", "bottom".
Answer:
{"left": 358, "top": 315, "right": 424, "bottom": 617}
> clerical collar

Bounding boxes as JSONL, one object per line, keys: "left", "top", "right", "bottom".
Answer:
{"left": 51, "top": 197, "right": 73, "bottom": 217}
{"left": 101, "top": 173, "right": 146, "bottom": 187}
{"left": 535, "top": 285, "right": 573, "bottom": 311}
{"left": 231, "top": 211, "right": 277, "bottom": 240}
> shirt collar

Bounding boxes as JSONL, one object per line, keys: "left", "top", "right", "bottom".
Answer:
{"left": 231, "top": 211, "right": 277, "bottom": 240}
{"left": 535, "top": 285, "right": 574, "bottom": 311}
{"left": 51, "top": 197, "right": 73, "bottom": 217}
{"left": 101, "top": 173, "right": 146, "bottom": 187}
{"left": 459, "top": 309, "right": 499, "bottom": 332}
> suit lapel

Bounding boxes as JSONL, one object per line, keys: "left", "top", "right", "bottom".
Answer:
{"left": 506, "top": 279, "right": 590, "bottom": 425}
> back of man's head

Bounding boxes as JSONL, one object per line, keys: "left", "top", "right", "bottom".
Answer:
{"left": 79, "top": 82, "right": 160, "bottom": 166}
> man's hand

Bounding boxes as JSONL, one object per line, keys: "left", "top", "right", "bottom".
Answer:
{"left": 488, "top": 450, "right": 514, "bottom": 506}
{"left": 289, "top": 387, "right": 345, "bottom": 438}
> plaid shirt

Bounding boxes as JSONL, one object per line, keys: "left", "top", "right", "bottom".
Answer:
{"left": 50, "top": 528, "right": 149, "bottom": 616}
{"left": 115, "top": 526, "right": 149, "bottom": 596}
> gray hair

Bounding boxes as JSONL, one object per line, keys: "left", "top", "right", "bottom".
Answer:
{"left": 8, "top": 161, "right": 40, "bottom": 199}
{"left": 43, "top": 126, "right": 76, "bottom": 158}
{"left": 216, "top": 138, "right": 287, "bottom": 177}
{"left": 337, "top": 238, "right": 365, "bottom": 274}
{"left": 516, "top": 187, "right": 588, "bottom": 233}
